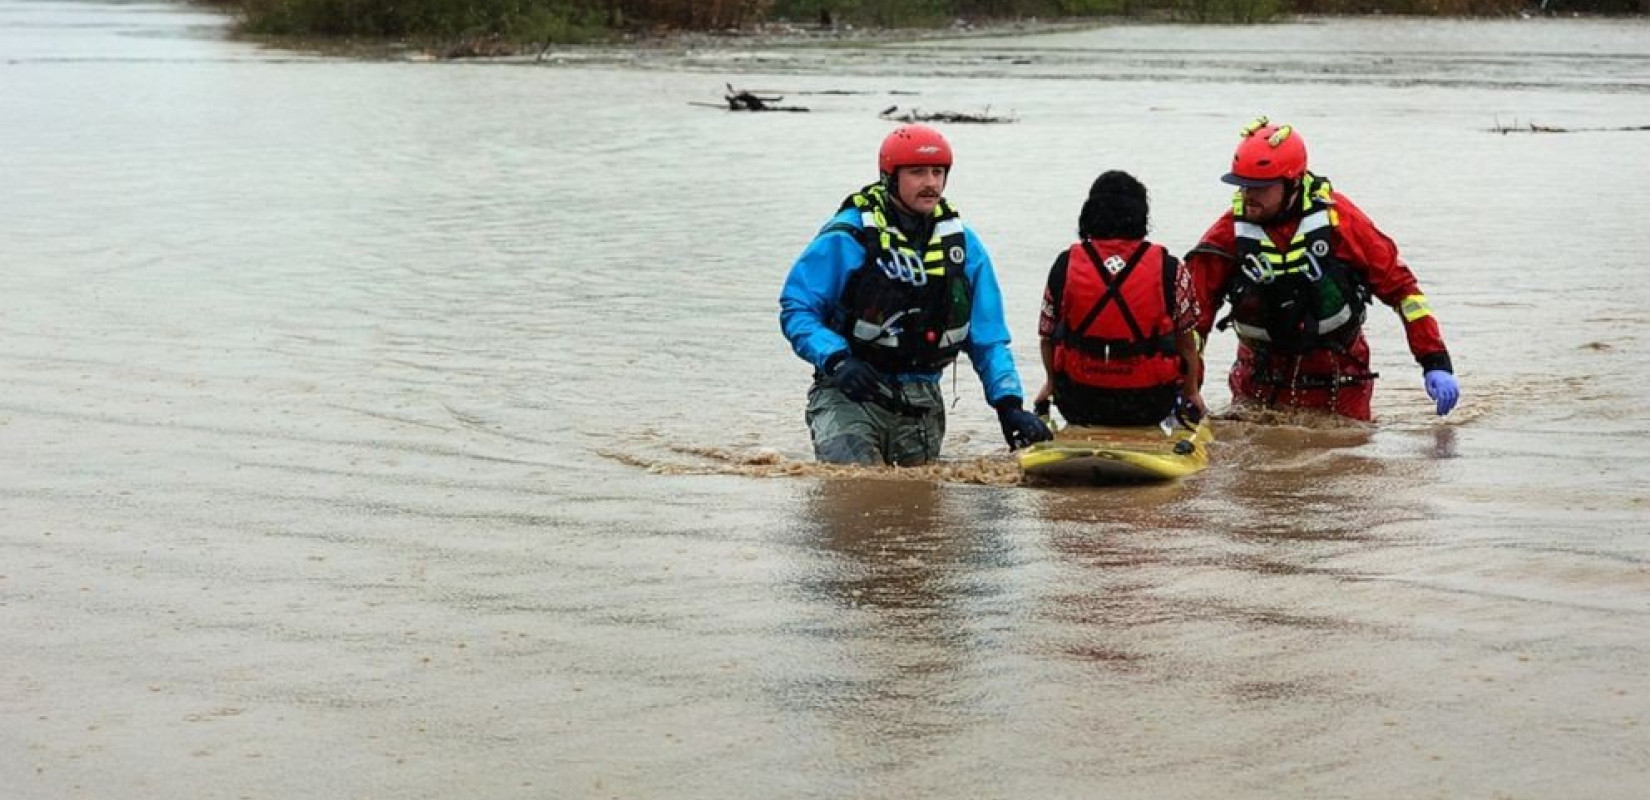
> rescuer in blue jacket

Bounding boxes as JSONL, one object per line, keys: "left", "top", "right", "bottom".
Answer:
{"left": 779, "top": 124, "right": 1050, "bottom": 466}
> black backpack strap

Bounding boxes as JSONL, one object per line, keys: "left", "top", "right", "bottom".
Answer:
{"left": 1161, "top": 248, "right": 1180, "bottom": 329}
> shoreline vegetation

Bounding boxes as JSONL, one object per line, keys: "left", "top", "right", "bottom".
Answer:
{"left": 199, "top": 1, "right": 1647, "bottom": 58}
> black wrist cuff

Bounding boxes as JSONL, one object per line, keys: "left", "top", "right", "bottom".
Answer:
{"left": 994, "top": 396, "right": 1024, "bottom": 414}
{"left": 1419, "top": 352, "right": 1453, "bottom": 374}
{"left": 823, "top": 351, "right": 848, "bottom": 374}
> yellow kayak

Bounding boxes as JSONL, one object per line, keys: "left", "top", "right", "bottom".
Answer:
{"left": 1018, "top": 419, "right": 1214, "bottom": 484}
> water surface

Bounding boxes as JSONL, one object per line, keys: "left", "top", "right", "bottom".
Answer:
{"left": 2, "top": 3, "right": 1648, "bottom": 798}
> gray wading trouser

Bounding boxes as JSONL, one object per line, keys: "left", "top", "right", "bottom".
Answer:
{"left": 805, "top": 377, "right": 946, "bottom": 466}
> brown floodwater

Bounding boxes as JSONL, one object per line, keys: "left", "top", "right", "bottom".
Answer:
{"left": 2, "top": 2, "right": 1648, "bottom": 798}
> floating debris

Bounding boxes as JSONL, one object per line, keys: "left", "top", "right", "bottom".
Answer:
{"left": 879, "top": 104, "right": 1016, "bottom": 124}
{"left": 689, "top": 83, "right": 809, "bottom": 113}
{"left": 1491, "top": 118, "right": 1650, "bottom": 134}
{"left": 742, "top": 88, "right": 921, "bottom": 96}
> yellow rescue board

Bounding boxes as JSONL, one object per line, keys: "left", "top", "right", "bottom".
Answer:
{"left": 1018, "top": 419, "right": 1214, "bottom": 484}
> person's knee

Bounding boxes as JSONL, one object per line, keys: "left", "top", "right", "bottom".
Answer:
{"left": 814, "top": 433, "right": 880, "bottom": 465}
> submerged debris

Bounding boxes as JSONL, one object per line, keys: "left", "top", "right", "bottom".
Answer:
{"left": 878, "top": 104, "right": 1016, "bottom": 124}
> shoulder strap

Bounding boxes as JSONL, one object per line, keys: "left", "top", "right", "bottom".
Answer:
{"left": 1160, "top": 247, "right": 1179, "bottom": 326}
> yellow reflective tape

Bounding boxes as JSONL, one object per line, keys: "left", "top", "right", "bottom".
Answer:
{"left": 1268, "top": 125, "right": 1293, "bottom": 147}
{"left": 925, "top": 267, "right": 945, "bottom": 276}
{"left": 1400, "top": 294, "right": 1433, "bottom": 322}
{"left": 924, "top": 250, "right": 943, "bottom": 262}
{"left": 1240, "top": 116, "right": 1269, "bottom": 137}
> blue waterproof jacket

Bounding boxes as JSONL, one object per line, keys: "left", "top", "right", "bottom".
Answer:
{"left": 779, "top": 207, "right": 1026, "bottom": 406}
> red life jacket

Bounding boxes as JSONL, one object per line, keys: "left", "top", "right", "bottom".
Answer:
{"left": 1052, "top": 239, "right": 1182, "bottom": 391}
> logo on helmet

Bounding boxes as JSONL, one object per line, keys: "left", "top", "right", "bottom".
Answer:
{"left": 917, "top": 145, "right": 941, "bottom": 155}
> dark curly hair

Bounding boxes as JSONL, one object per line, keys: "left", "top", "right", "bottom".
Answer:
{"left": 1077, "top": 170, "right": 1149, "bottom": 240}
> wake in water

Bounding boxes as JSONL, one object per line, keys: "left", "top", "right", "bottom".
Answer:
{"left": 602, "top": 406, "right": 1400, "bottom": 487}
{"left": 598, "top": 442, "right": 1026, "bottom": 485}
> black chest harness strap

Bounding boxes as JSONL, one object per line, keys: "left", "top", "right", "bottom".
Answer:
{"left": 1058, "top": 241, "right": 1175, "bottom": 359}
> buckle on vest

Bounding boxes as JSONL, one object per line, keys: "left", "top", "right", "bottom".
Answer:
{"left": 1241, "top": 253, "right": 1275, "bottom": 284}
{"left": 1302, "top": 252, "right": 1324, "bottom": 282}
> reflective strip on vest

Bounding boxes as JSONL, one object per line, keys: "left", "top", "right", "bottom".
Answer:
{"left": 1233, "top": 299, "right": 1354, "bottom": 344}
{"left": 853, "top": 318, "right": 900, "bottom": 347}
{"left": 1318, "top": 302, "right": 1354, "bottom": 333}
{"left": 1234, "top": 220, "right": 1267, "bottom": 240}
{"left": 851, "top": 313, "right": 963, "bottom": 351}
{"left": 1296, "top": 209, "right": 1332, "bottom": 236}
{"left": 1232, "top": 320, "right": 1272, "bottom": 342}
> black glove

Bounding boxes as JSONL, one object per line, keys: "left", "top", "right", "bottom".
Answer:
{"left": 996, "top": 397, "right": 1053, "bottom": 450}
{"left": 826, "top": 353, "right": 884, "bottom": 403}
{"left": 1174, "top": 394, "right": 1205, "bottom": 428}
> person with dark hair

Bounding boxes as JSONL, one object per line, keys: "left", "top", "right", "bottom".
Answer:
{"left": 780, "top": 124, "right": 1051, "bottom": 466}
{"left": 1186, "top": 117, "right": 1459, "bottom": 421}
{"left": 1033, "top": 170, "right": 1206, "bottom": 427}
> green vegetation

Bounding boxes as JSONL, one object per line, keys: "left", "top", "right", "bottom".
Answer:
{"left": 226, "top": 0, "right": 610, "bottom": 42}
{"left": 207, "top": 0, "right": 1643, "bottom": 47}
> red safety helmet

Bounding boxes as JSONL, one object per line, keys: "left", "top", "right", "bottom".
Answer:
{"left": 879, "top": 124, "right": 952, "bottom": 176}
{"left": 1222, "top": 118, "right": 1308, "bottom": 187}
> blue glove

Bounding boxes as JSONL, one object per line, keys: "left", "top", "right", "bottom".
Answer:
{"left": 996, "top": 398, "right": 1053, "bottom": 450}
{"left": 1424, "top": 370, "right": 1459, "bottom": 416}
{"left": 827, "top": 354, "right": 884, "bottom": 403}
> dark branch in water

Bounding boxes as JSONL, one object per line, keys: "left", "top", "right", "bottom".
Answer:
{"left": 879, "top": 105, "right": 1016, "bottom": 124}
{"left": 694, "top": 83, "right": 809, "bottom": 113}
{"left": 1491, "top": 117, "right": 1650, "bottom": 134}
{"left": 745, "top": 89, "right": 922, "bottom": 96}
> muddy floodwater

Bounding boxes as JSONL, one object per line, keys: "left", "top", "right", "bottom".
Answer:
{"left": 2, "top": 2, "right": 1648, "bottom": 798}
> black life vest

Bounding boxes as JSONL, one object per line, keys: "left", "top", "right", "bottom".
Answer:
{"left": 827, "top": 183, "right": 972, "bottom": 374}
{"left": 1052, "top": 239, "right": 1182, "bottom": 391}
{"left": 1221, "top": 173, "right": 1370, "bottom": 354}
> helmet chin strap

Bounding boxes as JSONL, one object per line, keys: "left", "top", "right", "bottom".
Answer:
{"left": 881, "top": 170, "right": 901, "bottom": 205}
{"left": 1282, "top": 178, "right": 1308, "bottom": 219}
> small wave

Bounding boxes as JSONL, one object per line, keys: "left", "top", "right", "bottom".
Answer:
{"left": 597, "top": 444, "right": 1025, "bottom": 486}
